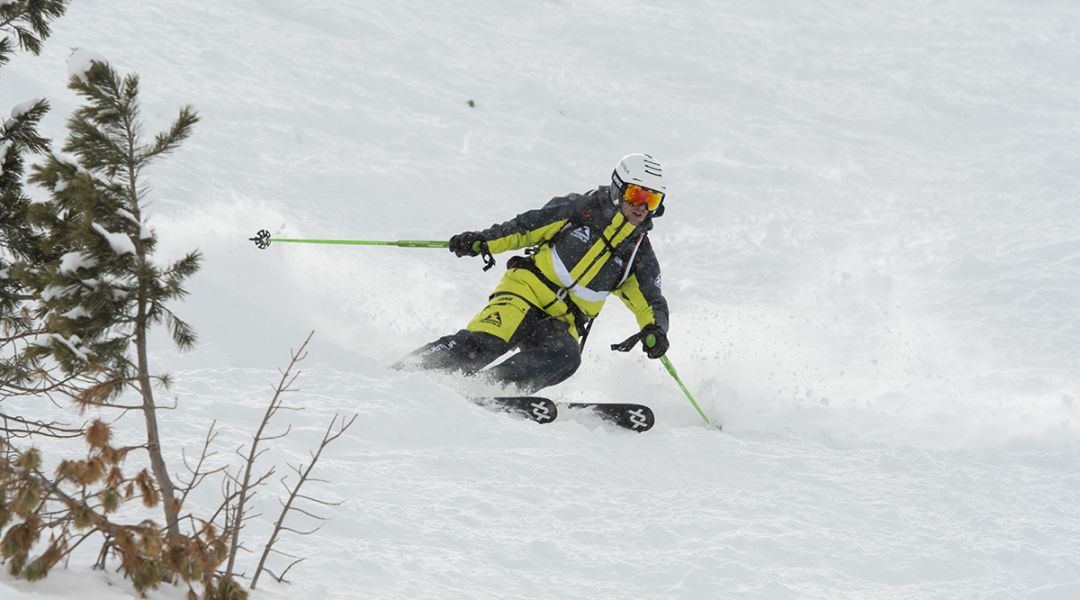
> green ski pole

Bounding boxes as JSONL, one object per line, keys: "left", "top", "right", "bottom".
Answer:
{"left": 249, "top": 229, "right": 447, "bottom": 249}
{"left": 613, "top": 330, "right": 716, "bottom": 428}
{"left": 642, "top": 333, "right": 712, "bottom": 427}
{"left": 660, "top": 355, "right": 711, "bottom": 426}
{"left": 249, "top": 229, "right": 496, "bottom": 270}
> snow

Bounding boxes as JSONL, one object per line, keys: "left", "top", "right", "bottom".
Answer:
{"left": 3, "top": 98, "right": 44, "bottom": 135}
{"left": 58, "top": 250, "right": 97, "bottom": 274}
{"left": 91, "top": 222, "right": 135, "bottom": 255}
{"left": 117, "top": 208, "right": 137, "bottom": 223}
{"left": 39, "top": 283, "right": 77, "bottom": 301}
{"left": 2, "top": 0, "right": 1079, "bottom": 599}
{"left": 51, "top": 151, "right": 80, "bottom": 170}
{"left": 9, "top": 97, "right": 43, "bottom": 120}
{"left": 0, "top": 570, "right": 164, "bottom": 600}
{"left": 118, "top": 208, "right": 155, "bottom": 239}
{"left": 30, "top": 333, "right": 90, "bottom": 361}
{"left": 54, "top": 334, "right": 89, "bottom": 361}
{"left": 66, "top": 47, "right": 108, "bottom": 82}
{"left": 60, "top": 306, "right": 91, "bottom": 319}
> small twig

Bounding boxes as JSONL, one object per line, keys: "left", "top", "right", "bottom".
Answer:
{"left": 250, "top": 412, "right": 356, "bottom": 590}
{"left": 282, "top": 504, "right": 329, "bottom": 521}
{"left": 0, "top": 411, "right": 84, "bottom": 439}
{"left": 264, "top": 557, "right": 306, "bottom": 584}
{"left": 224, "top": 331, "right": 314, "bottom": 580}
{"left": 281, "top": 524, "right": 325, "bottom": 536}
{"left": 262, "top": 424, "right": 293, "bottom": 441}
{"left": 293, "top": 493, "right": 342, "bottom": 507}
{"left": 177, "top": 421, "right": 221, "bottom": 509}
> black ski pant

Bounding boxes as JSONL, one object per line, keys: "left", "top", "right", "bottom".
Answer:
{"left": 397, "top": 309, "right": 581, "bottom": 394}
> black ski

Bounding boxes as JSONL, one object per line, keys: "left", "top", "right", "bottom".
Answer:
{"left": 474, "top": 396, "right": 558, "bottom": 424}
{"left": 473, "top": 397, "right": 655, "bottom": 432}
{"left": 562, "top": 402, "right": 655, "bottom": 432}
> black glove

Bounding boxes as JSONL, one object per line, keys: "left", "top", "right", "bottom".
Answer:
{"left": 640, "top": 324, "right": 669, "bottom": 359}
{"left": 448, "top": 232, "right": 486, "bottom": 257}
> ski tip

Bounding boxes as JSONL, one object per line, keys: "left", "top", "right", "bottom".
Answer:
{"left": 562, "top": 402, "right": 654, "bottom": 433}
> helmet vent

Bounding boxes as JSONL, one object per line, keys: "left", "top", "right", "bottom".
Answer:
{"left": 612, "top": 153, "right": 665, "bottom": 194}
{"left": 642, "top": 156, "right": 662, "bottom": 177}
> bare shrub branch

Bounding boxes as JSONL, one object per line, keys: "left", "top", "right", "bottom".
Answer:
{"left": 251, "top": 412, "right": 356, "bottom": 590}
{"left": 224, "top": 331, "right": 313, "bottom": 580}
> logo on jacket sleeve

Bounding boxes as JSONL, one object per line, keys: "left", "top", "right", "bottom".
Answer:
{"left": 570, "top": 226, "right": 591, "bottom": 244}
{"left": 654, "top": 274, "right": 662, "bottom": 289}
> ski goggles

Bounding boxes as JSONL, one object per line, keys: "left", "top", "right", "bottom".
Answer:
{"left": 621, "top": 183, "right": 665, "bottom": 211}
{"left": 613, "top": 177, "right": 665, "bottom": 212}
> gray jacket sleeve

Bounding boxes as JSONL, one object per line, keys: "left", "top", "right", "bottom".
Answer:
{"left": 478, "top": 194, "right": 590, "bottom": 254}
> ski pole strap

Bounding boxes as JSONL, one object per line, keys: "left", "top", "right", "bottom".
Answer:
{"left": 474, "top": 241, "right": 496, "bottom": 271}
{"left": 611, "top": 331, "right": 644, "bottom": 352}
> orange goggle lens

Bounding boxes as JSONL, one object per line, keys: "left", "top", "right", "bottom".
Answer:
{"left": 622, "top": 183, "right": 664, "bottom": 211}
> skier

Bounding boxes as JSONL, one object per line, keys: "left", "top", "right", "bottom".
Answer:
{"left": 395, "top": 154, "right": 670, "bottom": 394}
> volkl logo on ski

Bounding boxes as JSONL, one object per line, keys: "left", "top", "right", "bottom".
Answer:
{"left": 530, "top": 401, "right": 554, "bottom": 422}
{"left": 627, "top": 408, "right": 650, "bottom": 430}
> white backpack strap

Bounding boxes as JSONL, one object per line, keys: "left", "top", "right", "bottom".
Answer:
{"left": 617, "top": 235, "right": 645, "bottom": 287}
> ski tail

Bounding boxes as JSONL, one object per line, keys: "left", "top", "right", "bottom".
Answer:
{"left": 473, "top": 396, "right": 558, "bottom": 424}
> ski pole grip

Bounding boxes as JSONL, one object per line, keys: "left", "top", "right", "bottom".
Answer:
{"left": 645, "top": 333, "right": 657, "bottom": 348}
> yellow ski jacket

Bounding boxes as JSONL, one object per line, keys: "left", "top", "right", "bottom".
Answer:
{"left": 476, "top": 186, "right": 669, "bottom": 340}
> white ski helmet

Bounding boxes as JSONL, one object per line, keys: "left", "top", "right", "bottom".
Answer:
{"left": 611, "top": 153, "right": 666, "bottom": 215}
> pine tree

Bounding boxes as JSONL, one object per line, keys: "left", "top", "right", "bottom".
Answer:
{"left": 0, "top": 0, "right": 69, "bottom": 68}
{"left": 0, "top": 97, "right": 51, "bottom": 374}
{"left": 2, "top": 11, "right": 348, "bottom": 597}
{"left": 0, "top": 0, "right": 69, "bottom": 392}
{"left": 21, "top": 59, "right": 201, "bottom": 541}
{"left": 1, "top": 57, "right": 232, "bottom": 596}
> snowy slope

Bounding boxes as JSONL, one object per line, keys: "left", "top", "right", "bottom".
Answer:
{"left": 2, "top": 0, "right": 1079, "bottom": 599}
